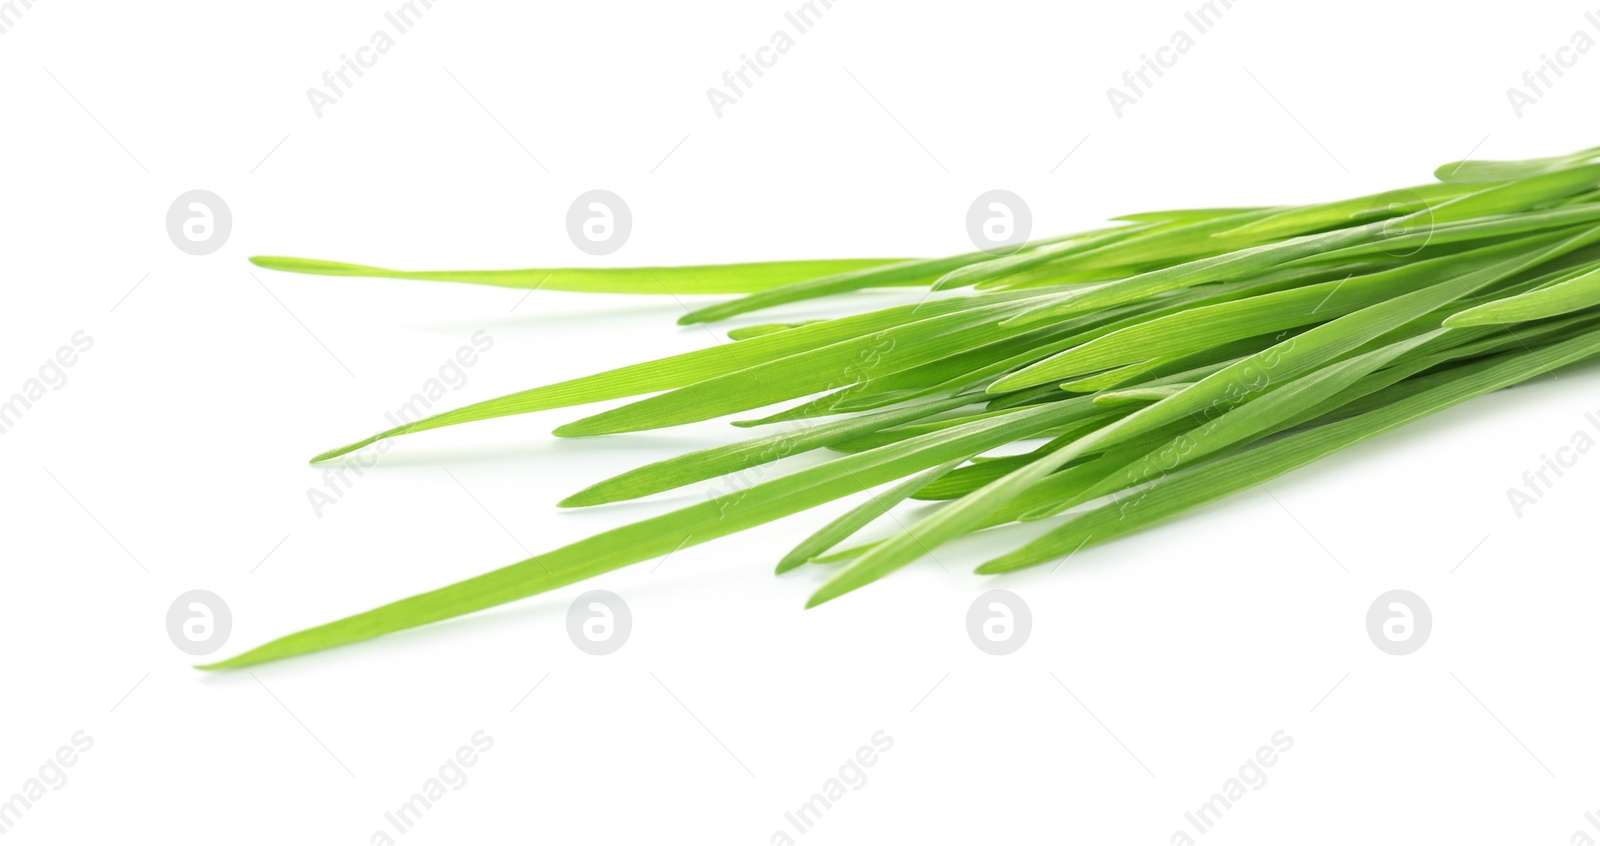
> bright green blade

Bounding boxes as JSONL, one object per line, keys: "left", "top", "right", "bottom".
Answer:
{"left": 727, "top": 321, "right": 821, "bottom": 340}
{"left": 203, "top": 398, "right": 1099, "bottom": 669}
{"left": 1028, "top": 332, "right": 1443, "bottom": 521}
{"left": 1434, "top": 146, "right": 1600, "bottom": 183}
{"left": 1417, "top": 163, "right": 1600, "bottom": 225}
{"left": 249, "top": 255, "right": 911, "bottom": 295}
{"left": 808, "top": 436, "right": 1188, "bottom": 565}
{"left": 763, "top": 316, "right": 1138, "bottom": 423}
{"left": 990, "top": 233, "right": 1563, "bottom": 392}
{"left": 676, "top": 258, "right": 958, "bottom": 324}
{"left": 978, "top": 327, "right": 1600, "bottom": 573}
{"left": 775, "top": 460, "right": 963, "bottom": 574}
{"left": 1006, "top": 172, "right": 1600, "bottom": 331}
{"left": 1093, "top": 384, "right": 1189, "bottom": 406}
{"left": 1011, "top": 338, "right": 1487, "bottom": 523}
{"left": 804, "top": 223, "right": 1600, "bottom": 605}
{"left": 680, "top": 231, "right": 1106, "bottom": 323}
{"left": 1000, "top": 227, "right": 1375, "bottom": 328}
{"left": 553, "top": 298, "right": 1051, "bottom": 437}
{"left": 828, "top": 406, "right": 1027, "bottom": 454}
{"left": 940, "top": 208, "right": 1279, "bottom": 291}
{"left": 1298, "top": 204, "right": 1600, "bottom": 267}
{"left": 1111, "top": 207, "right": 1273, "bottom": 224}
{"left": 913, "top": 415, "right": 1184, "bottom": 501}
{"left": 805, "top": 413, "right": 1190, "bottom": 605}
{"left": 308, "top": 288, "right": 1044, "bottom": 462}
{"left": 1445, "top": 262, "right": 1600, "bottom": 326}
{"left": 559, "top": 394, "right": 975, "bottom": 507}
{"left": 1212, "top": 183, "right": 1467, "bottom": 243}
{"left": 744, "top": 271, "right": 1324, "bottom": 426}
{"left": 231, "top": 143, "right": 1600, "bottom": 668}
{"left": 931, "top": 220, "right": 1172, "bottom": 291}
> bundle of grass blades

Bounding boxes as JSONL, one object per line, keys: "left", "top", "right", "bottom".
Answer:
{"left": 210, "top": 144, "right": 1600, "bottom": 669}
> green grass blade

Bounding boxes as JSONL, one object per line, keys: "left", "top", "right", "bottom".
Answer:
{"left": 775, "top": 460, "right": 964, "bottom": 573}
{"left": 310, "top": 289, "right": 1042, "bottom": 462}
{"left": 1212, "top": 183, "right": 1467, "bottom": 243}
{"left": 552, "top": 299, "right": 1051, "bottom": 437}
{"left": 1008, "top": 184, "right": 1600, "bottom": 331}
{"left": 1093, "top": 384, "right": 1189, "bottom": 406}
{"left": 931, "top": 221, "right": 1170, "bottom": 291}
{"left": 1417, "top": 163, "right": 1600, "bottom": 225}
{"left": 827, "top": 406, "right": 1025, "bottom": 454}
{"left": 1445, "top": 263, "right": 1600, "bottom": 326}
{"left": 676, "top": 259, "right": 956, "bottom": 324}
{"left": 1000, "top": 227, "right": 1376, "bottom": 329}
{"left": 942, "top": 208, "right": 1281, "bottom": 292}
{"left": 1027, "top": 332, "right": 1442, "bottom": 521}
{"left": 249, "top": 255, "right": 911, "bottom": 295}
{"left": 991, "top": 233, "right": 1566, "bottom": 393}
{"left": 680, "top": 232, "right": 1112, "bottom": 322}
{"left": 808, "top": 222, "right": 1600, "bottom": 600}
{"left": 804, "top": 440, "right": 1160, "bottom": 565}
{"left": 559, "top": 394, "right": 975, "bottom": 507}
{"left": 1111, "top": 207, "right": 1274, "bottom": 224}
{"left": 1298, "top": 204, "right": 1600, "bottom": 268}
{"left": 727, "top": 321, "right": 820, "bottom": 340}
{"left": 204, "top": 400, "right": 1096, "bottom": 668}
{"left": 978, "top": 327, "right": 1600, "bottom": 574}
{"left": 238, "top": 143, "right": 1600, "bottom": 666}
{"left": 1003, "top": 225, "right": 1600, "bottom": 398}
{"left": 1434, "top": 146, "right": 1600, "bottom": 183}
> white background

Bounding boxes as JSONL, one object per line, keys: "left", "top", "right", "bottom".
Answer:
{"left": 4, "top": 0, "right": 1600, "bottom": 843}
